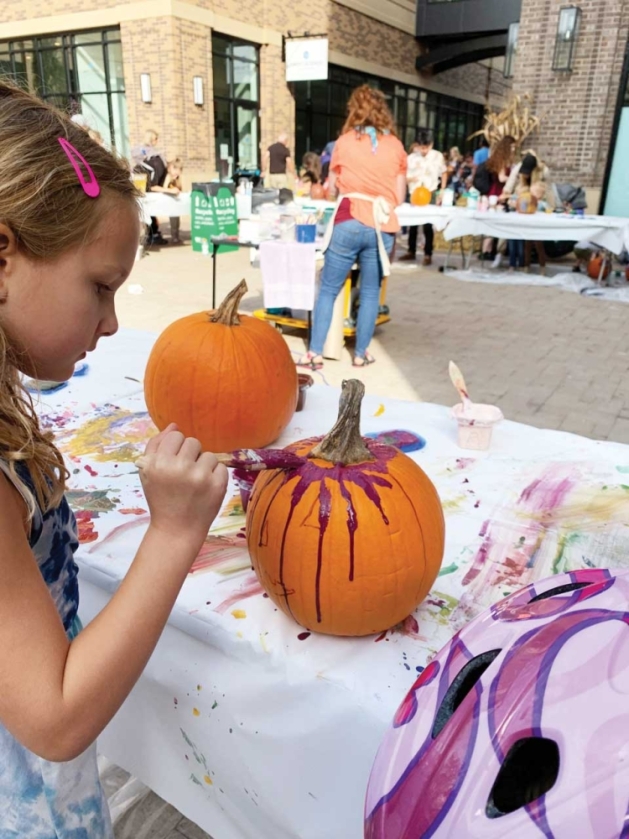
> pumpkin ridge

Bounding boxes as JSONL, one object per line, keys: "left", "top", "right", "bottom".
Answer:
{"left": 278, "top": 498, "right": 299, "bottom": 620}
{"left": 387, "top": 468, "right": 430, "bottom": 584}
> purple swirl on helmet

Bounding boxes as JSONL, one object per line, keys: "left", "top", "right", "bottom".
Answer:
{"left": 366, "top": 638, "right": 478, "bottom": 839}
{"left": 491, "top": 569, "right": 615, "bottom": 623}
{"left": 488, "top": 608, "right": 629, "bottom": 835}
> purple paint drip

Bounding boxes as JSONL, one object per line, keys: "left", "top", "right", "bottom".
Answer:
{"left": 257, "top": 437, "right": 398, "bottom": 624}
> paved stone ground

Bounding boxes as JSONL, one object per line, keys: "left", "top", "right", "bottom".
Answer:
{"left": 107, "top": 229, "right": 629, "bottom": 837}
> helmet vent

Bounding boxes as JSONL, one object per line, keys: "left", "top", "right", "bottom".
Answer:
{"left": 431, "top": 649, "right": 501, "bottom": 739}
{"left": 486, "top": 737, "right": 560, "bottom": 818}
{"left": 529, "top": 581, "right": 590, "bottom": 603}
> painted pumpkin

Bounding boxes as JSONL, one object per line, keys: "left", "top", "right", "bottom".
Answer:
{"left": 246, "top": 380, "right": 445, "bottom": 636}
{"left": 411, "top": 186, "right": 432, "bottom": 206}
{"left": 588, "top": 253, "right": 611, "bottom": 281}
{"left": 144, "top": 280, "right": 298, "bottom": 452}
{"left": 310, "top": 183, "right": 325, "bottom": 200}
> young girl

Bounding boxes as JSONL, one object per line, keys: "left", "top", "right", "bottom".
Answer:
{"left": 150, "top": 157, "right": 184, "bottom": 243}
{"left": 0, "top": 81, "right": 228, "bottom": 836}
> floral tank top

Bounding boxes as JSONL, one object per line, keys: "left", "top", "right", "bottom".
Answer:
{"left": 0, "top": 460, "right": 113, "bottom": 839}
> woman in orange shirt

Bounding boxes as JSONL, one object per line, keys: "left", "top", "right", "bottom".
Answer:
{"left": 299, "top": 86, "right": 407, "bottom": 369}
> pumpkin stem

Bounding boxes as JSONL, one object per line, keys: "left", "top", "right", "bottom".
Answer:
{"left": 309, "top": 379, "right": 375, "bottom": 465}
{"left": 210, "top": 279, "right": 248, "bottom": 325}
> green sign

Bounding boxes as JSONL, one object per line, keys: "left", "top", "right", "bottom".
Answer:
{"left": 191, "top": 182, "right": 238, "bottom": 254}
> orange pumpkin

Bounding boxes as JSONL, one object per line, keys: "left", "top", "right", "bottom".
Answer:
{"left": 310, "top": 183, "right": 325, "bottom": 200}
{"left": 411, "top": 186, "right": 432, "bottom": 206}
{"left": 588, "top": 253, "right": 611, "bottom": 281}
{"left": 246, "top": 380, "right": 445, "bottom": 636}
{"left": 144, "top": 280, "right": 298, "bottom": 452}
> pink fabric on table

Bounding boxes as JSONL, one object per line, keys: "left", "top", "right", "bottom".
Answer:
{"left": 259, "top": 240, "right": 316, "bottom": 311}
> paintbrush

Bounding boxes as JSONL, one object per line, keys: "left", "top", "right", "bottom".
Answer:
{"left": 136, "top": 447, "right": 306, "bottom": 472}
{"left": 448, "top": 361, "right": 474, "bottom": 414}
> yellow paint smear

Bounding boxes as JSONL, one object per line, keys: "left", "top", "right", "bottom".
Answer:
{"left": 57, "top": 410, "right": 156, "bottom": 462}
{"left": 260, "top": 633, "right": 269, "bottom": 653}
{"left": 231, "top": 609, "right": 247, "bottom": 619}
{"left": 374, "top": 404, "right": 385, "bottom": 417}
{"left": 203, "top": 775, "right": 213, "bottom": 785}
{"left": 192, "top": 708, "right": 200, "bottom": 717}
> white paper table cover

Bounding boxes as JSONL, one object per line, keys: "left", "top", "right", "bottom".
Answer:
{"left": 443, "top": 209, "right": 629, "bottom": 253}
{"left": 37, "top": 329, "right": 629, "bottom": 839}
{"left": 140, "top": 192, "right": 192, "bottom": 224}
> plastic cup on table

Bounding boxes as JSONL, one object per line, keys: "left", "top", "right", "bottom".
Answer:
{"left": 452, "top": 403, "right": 503, "bottom": 451}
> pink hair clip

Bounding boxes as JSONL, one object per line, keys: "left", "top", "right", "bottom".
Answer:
{"left": 58, "top": 137, "right": 100, "bottom": 198}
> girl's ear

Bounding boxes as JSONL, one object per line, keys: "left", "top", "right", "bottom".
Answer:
{"left": 0, "top": 224, "right": 18, "bottom": 264}
{"left": 0, "top": 225, "right": 19, "bottom": 300}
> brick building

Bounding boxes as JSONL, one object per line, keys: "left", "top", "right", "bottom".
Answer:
{"left": 510, "top": 0, "right": 629, "bottom": 213}
{"left": 1, "top": 0, "right": 507, "bottom": 186}
{"left": 416, "top": 0, "right": 629, "bottom": 214}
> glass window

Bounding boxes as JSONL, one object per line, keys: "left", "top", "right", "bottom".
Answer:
{"left": 232, "top": 58, "right": 257, "bottom": 101}
{"left": 74, "top": 32, "right": 102, "bottom": 45}
{"left": 75, "top": 43, "right": 107, "bottom": 92}
{"left": 0, "top": 28, "right": 127, "bottom": 153}
{"left": 212, "top": 52, "right": 231, "bottom": 98}
{"left": 38, "top": 36, "right": 64, "bottom": 49}
{"left": 237, "top": 106, "right": 258, "bottom": 169}
{"left": 107, "top": 41, "right": 125, "bottom": 92}
{"left": 111, "top": 91, "right": 129, "bottom": 150}
{"left": 294, "top": 64, "right": 484, "bottom": 162}
{"left": 211, "top": 34, "right": 260, "bottom": 172}
{"left": 212, "top": 35, "right": 231, "bottom": 56}
{"left": 233, "top": 43, "right": 256, "bottom": 62}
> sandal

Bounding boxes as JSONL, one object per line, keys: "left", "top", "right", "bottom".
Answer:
{"left": 297, "top": 352, "right": 324, "bottom": 371}
{"left": 352, "top": 353, "right": 376, "bottom": 368}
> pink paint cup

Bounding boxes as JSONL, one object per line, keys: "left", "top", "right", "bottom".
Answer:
{"left": 452, "top": 402, "right": 503, "bottom": 451}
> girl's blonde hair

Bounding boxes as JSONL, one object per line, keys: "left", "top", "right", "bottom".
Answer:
{"left": 342, "top": 85, "right": 397, "bottom": 136}
{"left": 0, "top": 79, "right": 140, "bottom": 515}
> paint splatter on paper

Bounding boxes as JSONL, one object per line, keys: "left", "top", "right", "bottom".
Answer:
{"left": 56, "top": 409, "right": 156, "bottom": 462}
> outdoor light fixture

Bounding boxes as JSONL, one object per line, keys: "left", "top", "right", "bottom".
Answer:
{"left": 504, "top": 22, "right": 519, "bottom": 79}
{"left": 193, "top": 76, "right": 204, "bottom": 106}
{"left": 140, "top": 73, "right": 152, "bottom": 103}
{"left": 553, "top": 6, "right": 581, "bottom": 72}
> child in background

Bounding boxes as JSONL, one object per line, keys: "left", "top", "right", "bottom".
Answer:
{"left": 0, "top": 81, "right": 227, "bottom": 836}
{"left": 150, "top": 157, "right": 184, "bottom": 243}
{"left": 514, "top": 153, "right": 548, "bottom": 275}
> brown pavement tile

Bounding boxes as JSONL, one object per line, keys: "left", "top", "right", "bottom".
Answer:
{"left": 609, "top": 418, "right": 629, "bottom": 445}
{"left": 174, "top": 815, "right": 215, "bottom": 839}
{"left": 118, "top": 236, "right": 629, "bottom": 445}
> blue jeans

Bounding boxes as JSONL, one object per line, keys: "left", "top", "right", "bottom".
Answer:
{"left": 508, "top": 239, "right": 524, "bottom": 268}
{"left": 310, "top": 220, "right": 394, "bottom": 358}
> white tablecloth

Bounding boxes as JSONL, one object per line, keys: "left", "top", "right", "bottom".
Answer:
{"left": 443, "top": 209, "right": 629, "bottom": 253}
{"left": 37, "top": 330, "right": 629, "bottom": 839}
{"left": 296, "top": 198, "right": 629, "bottom": 253}
{"left": 141, "top": 192, "right": 252, "bottom": 226}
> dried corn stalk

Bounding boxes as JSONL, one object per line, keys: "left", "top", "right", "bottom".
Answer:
{"left": 469, "top": 94, "right": 542, "bottom": 147}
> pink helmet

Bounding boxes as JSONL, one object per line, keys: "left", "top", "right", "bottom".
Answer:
{"left": 365, "top": 568, "right": 629, "bottom": 838}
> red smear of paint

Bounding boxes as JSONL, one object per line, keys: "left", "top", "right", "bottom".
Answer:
{"left": 214, "top": 573, "right": 264, "bottom": 614}
{"left": 75, "top": 510, "right": 98, "bottom": 543}
{"left": 119, "top": 507, "right": 147, "bottom": 515}
{"left": 374, "top": 631, "right": 387, "bottom": 642}
{"left": 298, "top": 631, "right": 311, "bottom": 640}
{"left": 85, "top": 465, "right": 98, "bottom": 477}
{"left": 87, "top": 514, "right": 151, "bottom": 553}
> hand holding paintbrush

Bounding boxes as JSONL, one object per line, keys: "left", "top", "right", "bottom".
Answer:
{"left": 137, "top": 446, "right": 306, "bottom": 473}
